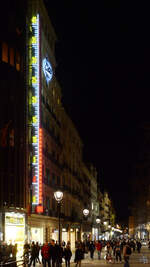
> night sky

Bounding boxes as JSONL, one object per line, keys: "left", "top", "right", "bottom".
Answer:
{"left": 44, "top": 1, "right": 150, "bottom": 221}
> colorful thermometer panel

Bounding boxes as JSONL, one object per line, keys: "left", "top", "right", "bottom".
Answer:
{"left": 30, "top": 14, "right": 42, "bottom": 205}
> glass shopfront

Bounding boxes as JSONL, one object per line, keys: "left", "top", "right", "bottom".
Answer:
{"left": 30, "top": 227, "right": 43, "bottom": 244}
{"left": 5, "top": 212, "right": 25, "bottom": 257}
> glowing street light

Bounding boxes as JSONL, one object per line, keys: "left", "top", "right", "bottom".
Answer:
{"left": 83, "top": 208, "right": 89, "bottom": 217}
{"left": 54, "top": 190, "right": 63, "bottom": 203}
{"left": 96, "top": 218, "right": 101, "bottom": 224}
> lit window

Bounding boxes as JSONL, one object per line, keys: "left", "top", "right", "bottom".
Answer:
{"left": 10, "top": 48, "right": 14, "bottom": 66}
{"left": 92, "top": 203, "right": 94, "bottom": 210}
{"left": 16, "top": 51, "right": 20, "bottom": 71}
{"left": 2, "top": 42, "right": 8, "bottom": 63}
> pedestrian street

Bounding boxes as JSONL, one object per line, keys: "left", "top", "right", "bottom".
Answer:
{"left": 60, "top": 246, "right": 150, "bottom": 266}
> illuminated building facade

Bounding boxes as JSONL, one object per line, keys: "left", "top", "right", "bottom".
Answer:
{"left": 0, "top": 0, "right": 116, "bottom": 248}
{"left": 0, "top": 0, "right": 27, "bottom": 252}
{"left": 26, "top": 0, "right": 62, "bottom": 243}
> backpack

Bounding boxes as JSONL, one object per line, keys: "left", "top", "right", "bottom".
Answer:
{"left": 42, "top": 245, "right": 50, "bottom": 259}
{"left": 126, "top": 246, "right": 132, "bottom": 255}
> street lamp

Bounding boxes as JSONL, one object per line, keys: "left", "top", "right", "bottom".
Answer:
{"left": 54, "top": 190, "right": 63, "bottom": 245}
{"left": 83, "top": 208, "right": 89, "bottom": 217}
{"left": 96, "top": 218, "right": 101, "bottom": 224}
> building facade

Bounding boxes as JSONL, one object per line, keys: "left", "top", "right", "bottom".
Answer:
{"left": 0, "top": 0, "right": 116, "bottom": 252}
{"left": 0, "top": 0, "right": 27, "bottom": 254}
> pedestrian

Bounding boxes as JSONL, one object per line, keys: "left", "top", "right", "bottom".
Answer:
{"left": 12, "top": 244, "right": 17, "bottom": 260}
{"left": 41, "top": 242, "right": 50, "bottom": 267}
{"left": 95, "top": 240, "right": 102, "bottom": 259}
{"left": 29, "top": 241, "right": 37, "bottom": 267}
{"left": 105, "top": 242, "right": 113, "bottom": 263}
{"left": 62, "top": 241, "right": 66, "bottom": 248}
{"left": 63, "top": 244, "right": 72, "bottom": 267}
{"left": 49, "top": 240, "right": 57, "bottom": 267}
{"left": 35, "top": 242, "right": 41, "bottom": 264}
{"left": 115, "top": 241, "right": 122, "bottom": 263}
{"left": 136, "top": 240, "right": 142, "bottom": 253}
{"left": 123, "top": 242, "right": 132, "bottom": 267}
{"left": 89, "top": 241, "right": 95, "bottom": 260}
{"left": 55, "top": 243, "right": 63, "bottom": 267}
{"left": 74, "top": 244, "right": 84, "bottom": 267}
{"left": 23, "top": 242, "right": 30, "bottom": 264}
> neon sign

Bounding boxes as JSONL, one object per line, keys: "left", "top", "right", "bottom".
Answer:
{"left": 30, "top": 14, "right": 42, "bottom": 206}
{"left": 42, "top": 58, "right": 53, "bottom": 84}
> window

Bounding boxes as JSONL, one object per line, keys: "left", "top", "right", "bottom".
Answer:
{"left": 46, "top": 168, "right": 50, "bottom": 186}
{"left": 10, "top": 48, "right": 14, "bottom": 66}
{"left": 46, "top": 197, "right": 50, "bottom": 209}
{"left": 57, "top": 176, "right": 60, "bottom": 186}
{"left": 16, "top": 51, "right": 20, "bottom": 71}
{"left": 92, "top": 202, "right": 94, "bottom": 210}
{"left": 2, "top": 42, "right": 8, "bottom": 63}
{"left": 52, "top": 173, "right": 55, "bottom": 186}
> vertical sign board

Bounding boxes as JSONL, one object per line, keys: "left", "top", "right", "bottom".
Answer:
{"left": 29, "top": 14, "right": 43, "bottom": 209}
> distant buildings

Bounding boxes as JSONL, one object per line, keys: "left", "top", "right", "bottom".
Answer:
{"left": 0, "top": 0, "right": 116, "bottom": 251}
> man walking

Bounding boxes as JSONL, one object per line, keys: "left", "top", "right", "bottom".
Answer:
{"left": 41, "top": 242, "right": 50, "bottom": 267}
{"left": 123, "top": 242, "right": 132, "bottom": 267}
{"left": 95, "top": 241, "right": 102, "bottom": 260}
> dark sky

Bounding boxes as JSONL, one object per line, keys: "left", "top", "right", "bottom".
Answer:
{"left": 44, "top": 1, "right": 150, "bottom": 221}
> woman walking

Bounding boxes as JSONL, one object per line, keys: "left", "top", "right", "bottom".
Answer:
{"left": 63, "top": 244, "right": 72, "bottom": 267}
{"left": 74, "top": 244, "right": 84, "bottom": 267}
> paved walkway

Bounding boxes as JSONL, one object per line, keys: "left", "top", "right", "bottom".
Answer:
{"left": 61, "top": 245, "right": 150, "bottom": 266}
{"left": 33, "top": 245, "right": 150, "bottom": 266}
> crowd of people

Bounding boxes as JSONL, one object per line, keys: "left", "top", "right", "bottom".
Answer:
{"left": 0, "top": 243, "right": 18, "bottom": 262}
{"left": 0, "top": 238, "right": 145, "bottom": 267}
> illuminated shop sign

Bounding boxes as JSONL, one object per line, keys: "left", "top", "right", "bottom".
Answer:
{"left": 42, "top": 58, "right": 53, "bottom": 84}
{"left": 30, "top": 14, "right": 42, "bottom": 207}
{"left": 5, "top": 213, "right": 25, "bottom": 225}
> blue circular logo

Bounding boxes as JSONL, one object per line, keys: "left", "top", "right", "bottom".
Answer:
{"left": 42, "top": 58, "right": 53, "bottom": 84}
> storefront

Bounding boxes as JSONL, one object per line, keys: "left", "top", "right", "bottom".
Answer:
{"left": 70, "top": 228, "right": 75, "bottom": 251}
{"left": 5, "top": 212, "right": 25, "bottom": 257}
{"left": 92, "top": 227, "right": 98, "bottom": 241}
{"left": 51, "top": 228, "right": 59, "bottom": 242}
{"left": 82, "top": 223, "right": 91, "bottom": 241}
{"left": 29, "top": 227, "right": 43, "bottom": 244}
{"left": 62, "top": 228, "right": 68, "bottom": 244}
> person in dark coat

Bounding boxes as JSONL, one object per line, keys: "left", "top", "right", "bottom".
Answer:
{"left": 29, "top": 242, "right": 37, "bottom": 267}
{"left": 136, "top": 240, "right": 142, "bottom": 253}
{"left": 74, "top": 244, "right": 84, "bottom": 267}
{"left": 35, "top": 242, "right": 41, "bottom": 264}
{"left": 63, "top": 245, "right": 72, "bottom": 267}
{"left": 55, "top": 243, "right": 63, "bottom": 267}
{"left": 89, "top": 241, "right": 95, "bottom": 260}
{"left": 49, "top": 240, "right": 57, "bottom": 267}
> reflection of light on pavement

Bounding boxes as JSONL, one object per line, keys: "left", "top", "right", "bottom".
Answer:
{"left": 141, "top": 255, "right": 148, "bottom": 264}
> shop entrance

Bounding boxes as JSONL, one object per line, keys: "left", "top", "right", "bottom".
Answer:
{"left": 30, "top": 227, "right": 43, "bottom": 244}
{"left": 5, "top": 212, "right": 25, "bottom": 257}
{"left": 70, "top": 231, "right": 75, "bottom": 251}
{"left": 62, "top": 231, "right": 68, "bottom": 244}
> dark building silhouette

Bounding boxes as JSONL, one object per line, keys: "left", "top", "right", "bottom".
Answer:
{"left": 0, "top": 0, "right": 27, "bottom": 242}
{"left": 129, "top": 122, "right": 150, "bottom": 239}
